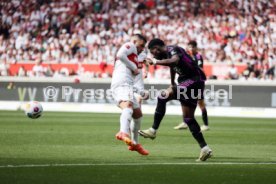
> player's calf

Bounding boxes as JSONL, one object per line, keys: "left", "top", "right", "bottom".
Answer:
{"left": 184, "top": 118, "right": 207, "bottom": 148}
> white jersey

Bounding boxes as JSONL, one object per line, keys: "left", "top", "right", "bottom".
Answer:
{"left": 111, "top": 42, "right": 138, "bottom": 89}
{"left": 134, "top": 51, "right": 147, "bottom": 93}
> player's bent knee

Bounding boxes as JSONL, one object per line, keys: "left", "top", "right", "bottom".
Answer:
{"left": 157, "top": 94, "right": 169, "bottom": 103}
{"left": 157, "top": 88, "right": 173, "bottom": 103}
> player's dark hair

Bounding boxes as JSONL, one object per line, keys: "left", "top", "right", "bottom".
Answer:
{"left": 148, "top": 38, "right": 165, "bottom": 49}
{"left": 134, "top": 34, "right": 147, "bottom": 43}
{"left": 188, "top": 40, "right": 197, "bottom": 48}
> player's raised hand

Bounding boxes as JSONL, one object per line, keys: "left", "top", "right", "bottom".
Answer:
{"left": 146, "top": 58, "right": 158, "bottom": 65}
{"left": 132, "top": 69, "right": 140, "bottom": 76}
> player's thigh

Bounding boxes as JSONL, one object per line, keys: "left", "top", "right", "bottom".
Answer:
{"left": 119, "top": 96, "right": 140, "bottom": 110}
{"left": 134, "top": 94, "right": 142, "bottom": 105}
{"left": 112, "top": 85, "right": 135, "bottom": 109}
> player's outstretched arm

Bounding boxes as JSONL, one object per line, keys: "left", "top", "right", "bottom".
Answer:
{"left": 149, "top": 55, "right": 180, "bottom": 66}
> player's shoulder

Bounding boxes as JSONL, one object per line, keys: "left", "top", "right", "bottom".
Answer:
{"left": 122, "top": 42, "right": 137, "bottom": 52}
{"left": 167, "top": 45, "right": 178, "bottom": 51}
{"left": 167, "top": 45, "right": 184, "bottom": 56}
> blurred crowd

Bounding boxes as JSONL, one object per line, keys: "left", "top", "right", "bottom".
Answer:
{"left": 0, "top": 0, "right": 275, "bottom": 80}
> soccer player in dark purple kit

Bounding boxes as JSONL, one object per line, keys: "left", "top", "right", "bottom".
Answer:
{"left": 174, "top": 40, "right": 209, "bottom": 131}
{"left": 138, "top": 39, "right": 212, "bottom": 161}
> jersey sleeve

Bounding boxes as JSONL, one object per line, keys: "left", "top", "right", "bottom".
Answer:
{"left": 116, "top": 43, "right": 138, "bottom": 71}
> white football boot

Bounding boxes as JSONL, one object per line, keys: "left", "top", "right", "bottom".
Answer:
{"left": 200, "top": 125, "right": 210, "bottom": 131}
{"left": 174, "top": 122, "right": 188, "bottom": 130}
{"left": 196, "top": 145, "right": 213, "bottom": 161}
{"left": 138, "top": 128, "right": 156, "bottom": 140}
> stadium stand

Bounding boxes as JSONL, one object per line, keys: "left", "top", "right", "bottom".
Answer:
{"left": 0, "top": 0, "right": 275, "bottom": 80}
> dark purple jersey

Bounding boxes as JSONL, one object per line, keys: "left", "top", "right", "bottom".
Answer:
{"left": 167, "top": 45, "right": 206, "bottom": 83}
{"left": 193, "top": 53, "right": 204, "bottom": 69}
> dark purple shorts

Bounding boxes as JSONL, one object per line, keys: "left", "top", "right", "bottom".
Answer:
{"left": 172, "top": 80, "right": 205, "bottom": 107}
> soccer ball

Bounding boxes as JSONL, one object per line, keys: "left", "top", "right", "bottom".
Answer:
{"left": 25, "top": 101, "right": 43, "bottom": 119}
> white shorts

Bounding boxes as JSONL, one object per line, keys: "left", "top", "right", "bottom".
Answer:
{"left": 133, "top": 72, "right": 144, "bottom": 95}
{"left": 112, "top": 84, "right": 140, "bottom": 109}
{"left": 133, "top": 83, "right": 144, "bottom": 95}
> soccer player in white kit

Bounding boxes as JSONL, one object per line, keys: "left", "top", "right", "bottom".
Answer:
{"left": 128, "top": 50, "right": 150, "bottom": 153}
{"left": 111, "top": 34, "right": 149, "bottom": 155}
{"left": 133, "top": 50, "right": 150, "bottom": 104}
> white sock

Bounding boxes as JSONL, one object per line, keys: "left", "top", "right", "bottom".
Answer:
{"left": 120, "top": 108, "right": 133, "bottom": 134}
{"left": 150, "top": 127, "right": 156, "bottom": 133}
{"left": 130, "top": 117, "right": 141, "bottom": 145}
{"left": 201, "top": 145, "right": 210, "bottom": 151}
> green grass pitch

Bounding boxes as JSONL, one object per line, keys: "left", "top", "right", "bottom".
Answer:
{"left": 0, "top": 110, "right": 275, "bottom": 184}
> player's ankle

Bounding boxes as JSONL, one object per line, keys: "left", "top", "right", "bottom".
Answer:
{"left": 150, "top": 127, "right": 157, "bottom": 133}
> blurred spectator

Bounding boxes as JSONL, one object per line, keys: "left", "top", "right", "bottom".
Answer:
{"left": 227, "top": 64, "right": 238, "bottom": 80}
{"left": 0, "top": 59, "right": 9, "bottom": 76}
{"left": 248, "top": 71, "right": 258, "bottom": 81}
{"left": 17, "top": 66, "right": 26, "bottom": 77}
{"left": 32, "top": 59, "right": 45, "bottom": 77}
{"left": 241, "top": 62, "right": 254, "bottom": 80}
{"left": 59, "top": 67, "right": 70, "bottom": 76}
{"left": 267, "top": 66, "right": 275, "bottom": 80}
{"left": 45, "top": 65, "right": 54, "bottom": 77}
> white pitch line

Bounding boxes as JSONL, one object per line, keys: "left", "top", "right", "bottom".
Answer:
{"left": 0, "top": 162, "right": 276, "bottom": 168}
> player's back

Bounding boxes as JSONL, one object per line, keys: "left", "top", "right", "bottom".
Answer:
{"left": 167, "top": 45, "right": 206, "bottom": 83}
{"left": 111, "top": 42, "right": 138, "bottom": 88}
